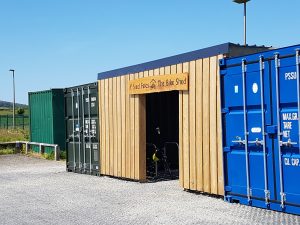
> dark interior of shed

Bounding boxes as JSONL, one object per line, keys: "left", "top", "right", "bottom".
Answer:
{"left": 146, "top": 91, "right": 179, "bottom": 181}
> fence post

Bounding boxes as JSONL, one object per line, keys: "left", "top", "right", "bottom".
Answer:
{"left": 54, "top": 145, "right": 60, "bottom": 161}
{"left": 26, "top": 142, "right": 29, "bottom": 154}
{"left": 22, "top": 115, "right": 25, "bottom": 130}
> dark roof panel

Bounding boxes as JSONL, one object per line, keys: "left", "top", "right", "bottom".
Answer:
{"left": 97, "top": 43, "right": 231, "bottom": 80}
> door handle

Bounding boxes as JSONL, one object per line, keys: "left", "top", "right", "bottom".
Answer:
{"left": 280, "top": 139, "right": 297, "bottom": 147}
{"left": 232, "top": 137, "right": 264, "bottom": 146}
{"left": 248, "top": 138, "right": 264, "bottom": 146}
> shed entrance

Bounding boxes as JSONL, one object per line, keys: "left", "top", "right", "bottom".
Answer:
{"left": 146, "top": 91, "right": 179, "bottom": 181}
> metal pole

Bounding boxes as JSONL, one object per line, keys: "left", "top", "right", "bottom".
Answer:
{"left": 275, "top": 53, "right": 285, "bottom": 208}
{"left": 242, "top": 59, "right": 251, "bottom": 203}
{"left": 77, "top": 88, "right": 81, "bottom": 172}
{"left": 259, "top": 56, "right": 269, "bottom": 205}
{"left": 88, "top": 86, "right": 92, "bottom": 174}
{"left": 244, "top": 2, "right": 247, "bottom": 46}
{"left": 81, "top": 87, "right": 86, "bottom": 173}
{"left": 71, "top": 89, "right": 76, "bottom": 169}
{"left": 9, "top": 70, "right": 16, "bottom": 129}
{"left": 296, "top": 49, "right": 300, "bottom": 155}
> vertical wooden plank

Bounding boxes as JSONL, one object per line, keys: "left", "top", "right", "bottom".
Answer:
{"left": 135, "top": 71, "right": 145, "bottom": 180}
{"left": 189, "top": 61, "right": 196, "bottom": 190}
{"left": 182, "top": 62, "right": 190, "bottom": 189}
{"left": 121, "top": 75, "right": 126, "bottom": 178}
{"left": 149, "top": 70, "right": 154, "bottom": 77}
{"left": 159, "top": 67, "right": 165, "bottom": 75}
{"left": 99, "top": 80, "right": 106, "bottom": 175}
{"left": 195, "top": 59, "right": 203, "bottom": 191}
{"left": 202, "top": 57, "right": 210, "bottom": 193}
{"left": 117, "top": 76, "right": 122, "bottom": 177}
{"left": 154, "top": 68, "right": 159, "bottom": 76}
{"left": 144, "top": 70, "right": 149, "bottom": 78}
{"left": 98, "top": 81, "right": 102, "bottom": 173}
{"left": 217, "top": 54, "right": 224, "bottom": 195}
{"left": 134, "top": 72, "right": 142, "bottom": 179}
{"left": 112, "top": 77, "right": 118, "bottom": 176}
{"left": 130, "top": 74, "right": 135, "bottom": 179}
{"left": 125, "top": 75, "right": 131, "bottom": 178}
{"left": 171, "top": 65, "right": 176, "bottom": 74}
{"left": 165, "top": 66, "right": 171, "bottom": 75}
{"left": 106, "top": 78, "right": 111, "bottom": 175}
{"left": 109, "top": 78, "right": 114, "bottom": 176}
{"left": 209, "top": 56, "right": 218, "bottom": 195}
{"left": 177, "top": 63, "right": 184, "bottom": 188}
{"left": 139, "top": 94, "right": 146, "bottom": 181}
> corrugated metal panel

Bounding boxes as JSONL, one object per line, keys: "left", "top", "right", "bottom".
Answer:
{"left": 52, "top": 90, "right": 66, "bottom": 150}
{"left": 29, "top": 89, "right": 65, "bottom": 153}
{"left": 220, "top": 44, "right": 300, "bottom": 215}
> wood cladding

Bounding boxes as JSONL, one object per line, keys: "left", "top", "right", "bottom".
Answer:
{"left": 98, "top": 55, "right": 224, "bottom": 195}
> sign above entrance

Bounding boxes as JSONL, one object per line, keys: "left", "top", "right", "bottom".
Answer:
{"left": 128, "top": 73, "right": 189, "bottom": 95}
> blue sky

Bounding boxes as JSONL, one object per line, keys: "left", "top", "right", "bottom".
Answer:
{"left": 1, "top": 0, "right": 300, "bottom": 104}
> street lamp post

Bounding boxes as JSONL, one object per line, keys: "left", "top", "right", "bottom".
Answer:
{"left": 233, "top": 0, "right": 251, "bottom": 46}
{"left": 9, "top": 69, "right": 15, "bottom": 129}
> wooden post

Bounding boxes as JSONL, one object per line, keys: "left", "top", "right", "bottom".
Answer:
{"left": 25, "top": 142, "right": 29, "bottom": 154}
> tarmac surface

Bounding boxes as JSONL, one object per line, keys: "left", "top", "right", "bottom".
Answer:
{"left": 0, "top": 154, "right": 299, "bottom": 225}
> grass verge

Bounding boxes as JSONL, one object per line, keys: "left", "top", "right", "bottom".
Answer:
{"left": 0, "top": 148, "right": 15, "bottom": 155}
{"left": 0, "top": 129, "right": 29, "bottom": 142}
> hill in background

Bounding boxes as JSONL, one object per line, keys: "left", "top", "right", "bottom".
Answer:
{"left": 0, "top": 100, "right": 27, "bottom": 109}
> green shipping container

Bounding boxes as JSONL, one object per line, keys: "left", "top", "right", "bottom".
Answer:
{"left": 29, "top": 89, "right": 66, "bottom": 153}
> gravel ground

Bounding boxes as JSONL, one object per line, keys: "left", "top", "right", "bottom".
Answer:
{"left": 0, "top": 154, "right": 299, "bottom": 225}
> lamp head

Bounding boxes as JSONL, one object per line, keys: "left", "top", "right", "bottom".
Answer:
{"left": 233, "top": 0, "right": 250, "bottom": 4}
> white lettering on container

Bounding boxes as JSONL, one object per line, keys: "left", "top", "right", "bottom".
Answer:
{"left": 284, "top": 157, "right": 300, "bottom": 167}
{"left": 234, "top": 85, "right": 239, "bottom": 93}
{"left": 283, "top": 130, "right": 291, "bottom": 138}
{"left": 251, "top": 127, "right": 261, "bottom": 133}
{"left": 285, "top": 72, "right": 297, "bottom": 80}
{"left": 282, "top": 113, "right": 298, "bottom": 121}
{"left": 252, "top": 83, "right": 258, "bottom": 94}
{"left": 283, "top": 122, "right": 292, "bottom": 129}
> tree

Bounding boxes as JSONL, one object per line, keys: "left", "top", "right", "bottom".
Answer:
{"left": 17, "top": 108, "right": 25, "bottom": 115}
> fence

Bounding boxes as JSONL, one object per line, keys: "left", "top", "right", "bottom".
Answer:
{"left": 0, "top": 115, "right": 29, "bottom": 130}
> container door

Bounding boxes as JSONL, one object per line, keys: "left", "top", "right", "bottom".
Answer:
{"left": 222, "top": 58, "right": 275, "bottom": 204}
{"left": 272, "top": 52, "right": 300, "bottom": 208}
{"left": 83, "top": 85, "right": 100, "bottom": 175}
{"left": 66, "top": 88, "right": 84, "bottom": 172}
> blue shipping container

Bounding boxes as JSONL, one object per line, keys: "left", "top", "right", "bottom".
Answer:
{"left": 220, "top": 44, "right": 300, "bottom": 215}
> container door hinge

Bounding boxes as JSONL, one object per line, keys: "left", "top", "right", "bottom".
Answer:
{"left": 222, "top": 108, "right": 229, "bottom": 114}
{"left": 224, "top": 147, "right": 231, "bottom": 153}
{"left": 264, "top": 190, "right": 270, "bottom": 204}
{"left": 247, "top": 188, "right": 252, "bottom": 204}
{"left": 220, "top": 70, "right": 227, "bottom": 76}
{"left": 219, "top": 58, "right": 226, "bottom": 67}
{"left": 259, "top": 61, "right": 265, "bottom": 71}
{"left": 225, "top": 186, "right": 232, "bottom": 192}
{"left": 275, "top": 55, "right": 281, "bottom": 68}
{"left": 280, "top": 192, "right": 286, "bottom": 209}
